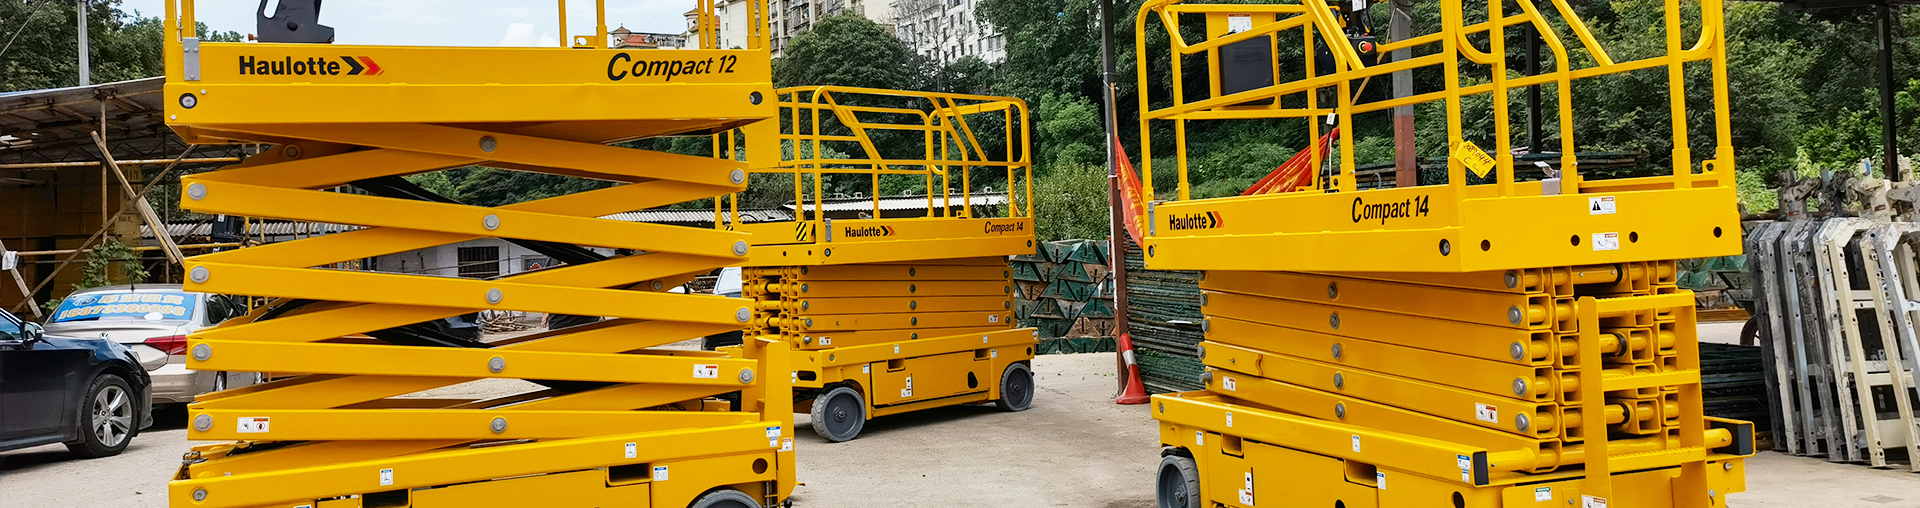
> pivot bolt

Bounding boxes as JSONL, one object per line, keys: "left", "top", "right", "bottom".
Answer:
{"left": 730, "top": 169, "right": 746, "bottom": 185}
{"left": 193, "top": 414, "right": 212, "bottom": 431}
{"left": 192, "top": 488, "right": 208, "bottom": 502}
{"left": 1331, "top": 343, "right": 1344, "bottom": 360}
{"left": 1723, "top": 462, "right": 1733, "bottom": 471}
{"left": 486, "top": 288, "right": 504, "bottom": 304}
{"left": 1334, "top": 403, "right": 1347, "bottom": 419}
{"left": 652, "top": 281, "right": 664, "bottom": 291}
{"left": 191, "top": 343, "right": 212, "bottom": 361}
{"left": 909, "top": 300, "right": 918, "bottom": 310}
{"left": 1200, "top": 319, "right": 1210, "bottom": 333}
{"left": 736, "top": 308, "right": 753, "bottom": 323}
{"left": 490, "top": 417, "right": 508, "bottom": 434}
{"left": 488, "top": 356, "right": 505, "bottom": 373}
{"left": 189, "top": 266, "right": 211, "bottom": 283}
{"left": 1329, "top": 312, "right": 1341, "bottom": 329}
{"left": 910, "top": 317, "right": 918, "bottom": 326}
{"left": 1326, "top": 282, "right": 1339, "bottom": 299}
{"left": 804, "top": 318, "right": 815, "bottom": 328}
{"left": 802, "top": 336, "right": 813, "bottom": 344}
{"left": 802, "top": 301, "right": 811, "bottom": 311}
{"left": 1508, "top": 305, "right": 1523, "bottom": 325}
{"left": 482, "top": 214, "right": 501, "bottom": 231}
{"left": 282, "top": 145, "right": 302, "bottom": 159}
{"left": 479, "top": 136, "right": 498, "bottom": 152}
{"left": 1334, "top": 373, "right": 1345, "bottom": 390}
{"left": 1199, "top": 371, "right": 1213, "bottom": 385}
{"left": 1439, "top": 239, "right": 1452, "bottom": 256}
{"left": 1515, "top": 414, "right": 1531, "bottom": 432}
{"left": 1512, "top": 378, "right": 1530, "bottom": 396}
{"left": 733, "top": 241, "right": 750, "bottom": 256}
{"left": 1510, "top": 342, "right": 1526, "bottom": 361}
{"left": 187, "top": 183, "right": 208, "bottom": 200}
{"left": 1504, "top": 270, "right": 1519, "bottom": 288}
{"left": 738, "top": 368, "right": 755, "bottom": 384}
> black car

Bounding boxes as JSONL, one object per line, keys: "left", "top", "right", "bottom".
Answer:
{"left": 0, "top": 308, "right": 152, "bottom": 458}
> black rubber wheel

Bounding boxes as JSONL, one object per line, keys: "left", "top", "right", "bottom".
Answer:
{"left": 810, "top": 386, "right": 866, "bottom": 442}
{"left": 688, "top": 488, "right": 759, "bottom": 508}
{"left": 1156, "top": 454, "right": 1201, "bottom": 508}
{"left": 66, "top": 375, "right": 136, "bottom": 458}
{"left": 994, "top": 363, "right": 1034, "bottom": 412}
{"left": 1739, "top": 316, "right": 1760, "bottom": 347}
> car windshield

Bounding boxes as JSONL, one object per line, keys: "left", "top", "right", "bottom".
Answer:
{"left": 50, "top": 291, "right": 197, "bottom": 324}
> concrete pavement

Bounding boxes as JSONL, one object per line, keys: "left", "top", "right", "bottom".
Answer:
{"left": 3, "top": 353, "right": 1916, "bottom": 507}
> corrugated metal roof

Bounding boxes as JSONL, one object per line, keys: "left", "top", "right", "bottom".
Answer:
{"left": 786, "top": 192, "right": 1007, "bottom": 213}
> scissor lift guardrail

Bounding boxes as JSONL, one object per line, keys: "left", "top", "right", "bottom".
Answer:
{"left": 163, "top": 1, "right": 798, "bottom": 507}
{"left": 721, "top": 87, "right": 1038, "bottom": 441}
{"left": 1133, "top": 1, "right": 1752, "bottom": 507}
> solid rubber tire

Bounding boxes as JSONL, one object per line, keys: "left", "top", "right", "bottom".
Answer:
{"left": 810, "top": 386, "right": 867, "bottom": 442}
{"left": 688, "top": 488, "right": 759, "bottom": 508}
{"left": 1156, "top": 454, "right": 1201, "bottom": 508}
{"left": 994, "top": 362, "right": 1034, "bottom": 412}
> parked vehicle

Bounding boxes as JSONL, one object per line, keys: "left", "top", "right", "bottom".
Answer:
{"left": 42, "top": 284, "right": 254, "bottom": 407}
{"left": 0, "top": 307, "right": 152, "bottom": 457}
{"left": 702, "top": 267, "right": 746, "bottom": 350}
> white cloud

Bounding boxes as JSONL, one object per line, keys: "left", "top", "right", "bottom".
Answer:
{"left": 497, "top": 22, "right": 560, "bottom": 47}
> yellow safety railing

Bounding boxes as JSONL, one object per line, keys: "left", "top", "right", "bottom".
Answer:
{"left": 714, "top": 86, "right": 1032, "bottom": 229}
{"left": 1133, "top": 0, "right": 1734, "bottom": 201}
{"left": 166, "top": 0, "right": 770, "bottom": 51}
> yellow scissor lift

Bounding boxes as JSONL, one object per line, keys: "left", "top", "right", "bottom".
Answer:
{"left": 717, "top": 86, "right": 1038, "bottom": 441}
{"left": 163, "top": 1, "right": 797, "bottom": 507}
{"left": 1133, "top": 1, "right": 1754, "bottom": 507}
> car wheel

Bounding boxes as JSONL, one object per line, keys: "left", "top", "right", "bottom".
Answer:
{"left": 688, "top": 488, "right": 760, "bottom": 508}
{"left": 1156, "top": 454, "right": 1201, "bottom": 508}
{"left": 810, "top": 386, "right": 866, "bottom": 442}
{"left": 994, "top": 363, "right": 1034, "bottom": 412}
{"left": 66, "top": 375, "right": 137, "bottom": 458}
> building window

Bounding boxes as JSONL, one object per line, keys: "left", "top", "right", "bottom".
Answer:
{"left": 458, "top": 246, "right": 501, "bottom": 279}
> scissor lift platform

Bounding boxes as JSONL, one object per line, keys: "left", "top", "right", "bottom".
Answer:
{"left": 163, "top": 2, "right": 799, "bottom": 507}
{"left": 721, "top": 87, "right": 1039, "bottom": 441}
{"left": 1131, "top": 1, "right": 1753, "bottom": 507}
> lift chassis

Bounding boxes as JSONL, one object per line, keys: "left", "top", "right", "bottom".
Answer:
{"left": 1132, "top": 0, "right": 1753, "bottom": 507}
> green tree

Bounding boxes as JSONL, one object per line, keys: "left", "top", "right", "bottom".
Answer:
{"left": 1032, "top": 162, "right": 1111, "bottom": 242}
{"left": 2, "top": 1, "right": 240, "bottom": 92}
{"left": 1036, "top": 93, "right": 1105, "bottom": 169}
{"left": 773, "top": 13, "right": 917, "bottom": 89}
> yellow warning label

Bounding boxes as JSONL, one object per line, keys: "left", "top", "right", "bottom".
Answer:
{"left": 1453, "top": 141, "right": 1497, "bottom": 178}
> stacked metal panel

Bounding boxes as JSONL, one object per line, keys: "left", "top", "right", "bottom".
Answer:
{"left": 1012, "top": 240, "right": 1117, "bottom": 341}
{"left": 1121, "top": 240, "right": 1207, "bottom": 393}
{"left": 1746, "top": 220, "right": 1920, "bottom": 469}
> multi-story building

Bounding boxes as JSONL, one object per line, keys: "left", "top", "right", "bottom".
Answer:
{"left": 769, "top": 0, "right": 894, "bottom": 55}
{"left": 684, "top": 1, "right": 757, "bottom": 50}
{"left": 892, "top": 0, "right": 1004, "bottom": 64}
{"left": 610, "top": 25, "right": 689, "bottom": 49}
{"left": 683, "top": 0, "right": 999, "bottom": 62}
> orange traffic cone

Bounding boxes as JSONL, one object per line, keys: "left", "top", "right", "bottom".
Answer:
{"left": 1116, "top": 333, "right": 1150, "bottom": 405}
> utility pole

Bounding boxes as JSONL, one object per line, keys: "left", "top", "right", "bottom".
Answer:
{"left": 1877, "top": 1, "right": 1902, "bottom": 181}
{"left": 1100, "top": 0, "right": 1135, "bottom": 390}
{"left": 1390, "top": 0, "right": 1414, "bottom": 187}
{"left": 76, "top": 0, "right": 90, "bottom": 86}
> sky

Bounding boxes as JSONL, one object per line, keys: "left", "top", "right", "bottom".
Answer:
{"left": 117, "top": 0, "right": 696, "bottom": 47}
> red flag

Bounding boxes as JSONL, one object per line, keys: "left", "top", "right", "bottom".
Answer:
{"left": 1113, "top": 135, "right": 1149, "bottom": 246}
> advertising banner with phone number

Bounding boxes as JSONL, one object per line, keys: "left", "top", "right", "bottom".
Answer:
{"left": 52, "top": 292, "right": 196, "bottom": 323}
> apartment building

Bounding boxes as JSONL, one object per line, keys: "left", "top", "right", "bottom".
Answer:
{"left": 892, "top": 0, "right": 1004, "bottom": 64}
